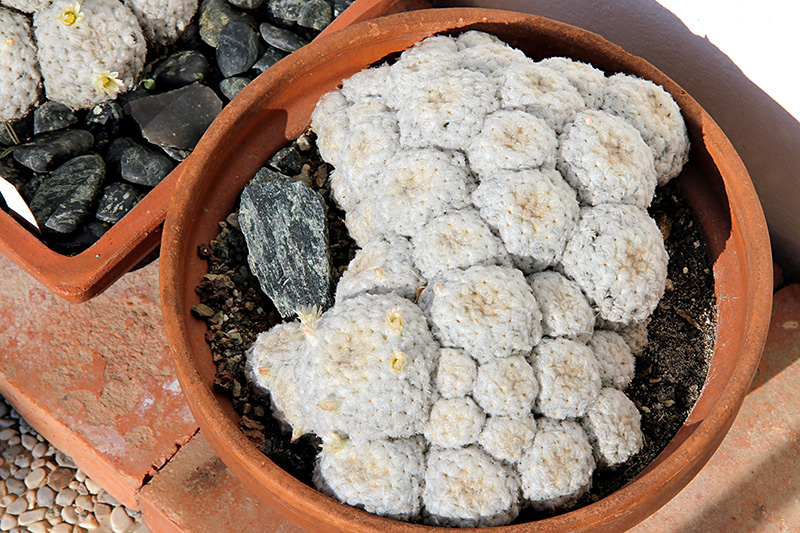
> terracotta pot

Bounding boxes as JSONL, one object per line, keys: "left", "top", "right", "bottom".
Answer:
{"left": 160, "top": 8, "right": 773, "bottom": 532}
{"left": 0, "top": 0, "right": 418, "bottom": 303}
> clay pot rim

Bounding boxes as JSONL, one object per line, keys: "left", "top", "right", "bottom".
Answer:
{"left": 161, "top": 7, "right": 773, "bottom": 531}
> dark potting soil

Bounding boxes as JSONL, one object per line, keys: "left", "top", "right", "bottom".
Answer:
{"left": 194, "top": 134, "right": 715, "bottom": 520}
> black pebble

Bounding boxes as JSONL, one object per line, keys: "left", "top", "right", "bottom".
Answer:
{"left": 259, "top": 22, "right": 309, "bottom": 53}
{"left": 13, "top": 130, "right": 94, "bottom": 172}
{"left": 33, "top": 102, "right": 78, "bottom": 135}
{"left": 219, "top": 77, "right": 251, "bottom": 101}
{"left": 153, "top": 50, "right": 212, "bottom": 90}
{"left": 95, "top": 182, "right": 144, "bottom": 223}
{"left": 217, "top": 21, "right": 261, "bottom": 77}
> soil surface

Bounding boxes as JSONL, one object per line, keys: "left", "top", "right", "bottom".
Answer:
{"left": 194, "top": 135, "right": 716, "bottom": 521}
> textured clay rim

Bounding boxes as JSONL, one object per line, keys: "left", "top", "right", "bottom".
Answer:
{"left": 161, "top": 8, "right": 773, "bottom": 532}
{"left": 0, "top": 0, "right": 402, "bottom": 303}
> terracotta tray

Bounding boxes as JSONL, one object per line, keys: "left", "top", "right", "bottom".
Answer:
{"left": 0, "top": 0, "right": 427, "bottom": 303}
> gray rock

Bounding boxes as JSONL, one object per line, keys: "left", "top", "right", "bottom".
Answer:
{"left": 251, "top": 166, "right": 285, "bottom": 184}
{"left": 153, "top": 50, "right": 212, "bottom": 90}
{"left": 219, "top": 77, "right": 251, "bottom": 101}
{"left": 124, "top": 83, "right": 223, "bottom": 150}
{"left": 227, "top": 0, "right": 265, "bottom": 9}
{"left": 13, "top": 130, "right": 94, "bottom": 172}
{"left": 298, "top": 0, "right": 332, "bottom": 31}
{"left": 54, "top": 451, "right": 76, "bottom": 469}
{"left": 176, "top": 21, "right": 204, "bottom": 49}
{"left": 85, "top": 102, "right": 124, "bottom": 150}
{"left": 259, "top": 22, "right": 309, "bottom": 52}
{"left": 252, "top": 46, "right": 286, "bottom": 74}
{"left": 217, "top": 21, "right": 260, "bottom": 77}
{"left": 264, "top": 0, "right": 304, "bottom": 24}
{"left": 160, "top": 146, "right": 193, "bottom": 162}
{"left": 104, "top": 137, "right": 139, "bottom": 179}
{"left": 269, "top": 145, "right": 304, "bottom": 175}
{"left": 95, "top": 182, "right": 144, "bottom": 223}
{"left": 198, "top": 0, "right": 253, "bottom": 47}
{"left": 29, "top": 154, "right": 105, "bottom": 234}
{"left": 333, "top": 0, "right": 354, "bottom": 17}
{"left": 20, "top": 173, "right": 46, "bottom": 203}
{"left": 239, "top": 176, "right": 332, "bottom": 317}
{"left": 33, "top": 102, "right": 78, "bottom": 135}
{"left": 120, "top": 140, "right": 175, "bottom": 187}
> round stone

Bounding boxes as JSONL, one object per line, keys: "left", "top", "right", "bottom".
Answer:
{"left": 5, "top": 477, "right": 25, "bottom": 496}
{"left": 35, "top": 486, "right": 55, "bottom": 508}
{"left": 18, "top": 508, "right": 46, "bottom": 526}
{"left": 153, "top": 50, "right": 212, "bottom": 90}
{"left": 55, "top": 488, "right": 77, "bottom": 507}
{"left": 110, "top": 506, "right": 134, "bottom": 533}
{"left": 61, "top": 505, "right": 78, "bottom": 524}
{"left": 47, "top": 467, "right": 74, "bottom": 491}
{"left": 31, "top": 442, "right": 48, "bottom": 459}
{"left": 6, "top": 494, "right": 28, "bottom": 514}
{"left": 24, "top": 468, "right": 46, "bottom": 489}
{"left": 216, "top": 21, "right": 260, "bottom": 77}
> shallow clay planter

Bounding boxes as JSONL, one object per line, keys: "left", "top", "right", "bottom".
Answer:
{"left": 160, "top": 8, "right": 773, "bottom": 532}
{"left": 0, "top": 0, "right": 422, "bottom": 303}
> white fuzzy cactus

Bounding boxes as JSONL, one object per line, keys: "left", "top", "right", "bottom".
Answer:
{"left": 472, "top": 168, "right": 580, "bottom": 272}
{"left": 499, "top": 62, "right": 586, "bottom": 133}
{"left": 386, "top": 35, "right": 459, "bottom": 107}
{"left": 424, "top": 396, "right": 486, "bottom": 448}
{"left": 373, "top": 148, "right": 471, "bottom": 237}
{"left": 423, "top": 446, "right": 521, "bottom": 527}
{"left": 581, "top": 388, "right": 643, "bottom": 467}
{"left": 412, "top": 208, "right": 509, "bottom": 281}
{"left": 122, "top": 0, "right": 197, "bottom": 48}
{"left": 314, "top": 434, "right": 426, "bottom": 520}
{"left": 561, "top": 203, "right": 668, "bottom": 324}
{"left": 558, "top": 109, "right": 657, "bottom": 208}
{"left": 434, "top": 348, "right": 477, "bottom": 399}
{"left": 473, "top": 355, "right": 538, "bottom": 418}
{"left": 310, "top": 89, "right": 349, "bottom": 168}
{"left": 34, "top": 0, "right": 146, "bottom": 110}
{"left": 467, "top": 109, "right": 558, "bottom": 178}
{"left": 303, "top": 293, "right": 438, "bottom": 439}
{"left": 421, "top": 265, "right": 542, "bottom": 364}
{"left": 518, "top": 418, "right": 595, "bottom": 510}
{"left": 334, "top": 234, "right": 424, "bottom": 303}
{"left": 539, "top": 57, "right": 606, "bottom": 109}
{"left": 602, "top": 73, "right": 690, "bottom": 185}
{"left": 1, "top": 0, "right": 50, "bottom": 13}
{"left": 456, "top": 30, "right": 530, "bottom": 81}
{"left": 340, "top": 63, "right": 391, "bottom": 103}
{"left": 617, "top": 320, "right": 649, "bottom": 356}
{"left": 0, "top": 7, "right": 43, "bottom": 121}
{"left": 530, "top": 338, "right": 601, "bottom": 419}
{"left": 527, "top": 270, "right": 595, "bottom": 340}
{"left": 588, "top": 330, "right": 635, "bottom": 390}
{"left": 478, "top": 415, "right": 537, "bottom": 464}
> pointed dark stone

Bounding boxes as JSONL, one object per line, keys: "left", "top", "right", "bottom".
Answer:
{"left": 298, "top": 0, "right": 332, "bottom": 31}
{"left": 251, "top": 166, "right": 285, "bottom": 184}
{"left": 153, "top": 50, "right": 212, "bottom": 90}
{"left": 120, "top": 141, "right": 175, "bottom": 187}
{"left": 239, "top": 177, "right": 332, "bottom": 317}
{"left": 95, "top": 182, "right": 144, "bottom": 223}
{"left": 13, "top": 130, "right": 94, "bottom": 172}
{"left": 269, "top": 145, "right": 304, "bottom": 175}
{"left": 217, "top": 21, "right": 260, "bottom": 77}
{"left": 198, "top": 0, "right": 254, "bottom": 47}
{"left": 259, "top": 22, "right": 308, "bottom": 52}
{"left": 85, "top": 102, "right": 125, "bottom": 150}
{"left": 33, "top": 102, "right": 78, "bottom": 135}
{"left": 29, "top": 154, "right": 105, "bottom": 234}
{"left": 219, "top": 76, "right": 251, "bottom": 101}
{"left": 124, "top": 83, "right": 223, "bottom": 150}
{"left": 252, "top": 46, "right": 286, "bottom": 74}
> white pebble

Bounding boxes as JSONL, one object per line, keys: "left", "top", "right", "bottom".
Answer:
{"left": 68, "top": 481, "right": 79, "bottom": 491}
{"left": 96, "top": 490, "right": 120, "bottom": 507}
{"left": 110, "top": 506, "right": 135, "bottom": 533}
{"left": 30, "top": 458, "right": 45, "bottom": 470}
{"left": 18, "top": 508, "right": 46, "bottom": 526}
{"left": 0, "top": 469, "right": 8, "bottom": 480}
{"left": 0, "top": 428, "right": 17, "bottom": 441}
{"left": 20, "top": 434, "right": 37, "bottom": 451}
{"left": 84, "top": 478, "right": 102, "bottom": 495}
{"left": 61, "top": 505, "right": 78, "bottom": 524}
{"left": 1, "top": 494, "right": 14, "bottom": 507}
{"left": 51, "top": 524, "right": 73, "bottom": 533}
{"left": 26, "top": 488, "right": 37, "bottom": 507}
{"left": 78, "top": 513, "right": 99, "bottom": 530}
{"left": 45, "top": 506, "right": 62, "bottom": 525}
{"left": 75, "top": 470, "right": 86, "bottom": 483}
{"left": 75, "top": 494, "right": 93, "bottom": 511}
{"left": 6, "top": 495, "right": 28, "bottom": 515}
{"left": 36, "top": 486, "right": 55, "bottom": 508}
{"left": 0, "top": 419, "right": 15, "bottom": 429}
{"left": 0, "top": 514, "right": 16, "bottom": 531}
{"left": 56, "top": 488, "right": 78, "bottom": 507}
{"left": 31, "top": 443, "right": 48, "bottom": 459}
{"left": 5, "top": 478, "right": 25, "bottom": 495}
{"left": 25, "top": 468, "right": 47, "bottom": 489}
{"left": 12, "top": 467, "right": 29, "bottom": 480}
{"left": 94, "top": 502, "right": 112, "bottom": 520}
{"left": 7, "top": 436, "right": 20, "bottom": 446}
{"left": 27, "top": 521, "right": 49, "bottom": 533}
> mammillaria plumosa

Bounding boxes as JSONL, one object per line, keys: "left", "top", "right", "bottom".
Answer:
{"left": 0, "top": 7, "right": 42, "bottom": 121}
{"left": 245, "top": 29, "right": 693, "bottom": 526}
{"left": 121, "top": 0, "right": 197, "bottom": 48}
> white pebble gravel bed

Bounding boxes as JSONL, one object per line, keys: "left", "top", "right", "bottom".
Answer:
{"left": 0, "top": 397, "right": 149, "bottom": 533}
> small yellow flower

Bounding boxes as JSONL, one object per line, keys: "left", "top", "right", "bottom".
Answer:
{"left": 92, "top": 71, "right": 124, "bottom": 97}
{"left": 385, "top": 308, "right": 404, "bottom": 335}
{"left": 296, "top": 304, "right": 322, "bottom": 341}
{"left": 321, "top": 432, "right": 347, "bottom": 453}
{"left": 391, "top": 350, "right": 408, "bottom": 371}
{"left": 58, "top": 2, "right": 84, "bottom": 28}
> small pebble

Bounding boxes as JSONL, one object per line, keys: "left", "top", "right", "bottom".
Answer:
{"left": 18, "top": 507, "right": 46, "bottom": 526}
{"left": 78, "top": 513, "right": 99, "bottom": 530}
{"left": 12, "top": 467, "right": 28, "bottom": 480}
{"left": 55, "top": 452, "right": 76, "bottom": 469}
{"left": 5, "top": 496, "right": 27, "bottom": 515}
{"left": 56, "top": 488, "right": 78, "bottom": 507}
{"left": 0, "top": 514, "right": 16, "bottom": 531}
{"left": 96, "top": 490, "right": 120, "bottom": 507}
{"left": 31, "top": 442, "right": 48, "bottom": 458}
{"left": 51, "top": 524, "right": 73, "bottom": 533}
{"left": 75, "top": 494, "right": 93, "bottom": 511}
{"left": 36, "top": 486, "right": 55, "bottom": 507}
{"left": 25, "top": 468, "right": 47, "bottom": 489}
{"left": 48, "top": 467, "right": 74, "bottom": 491}
{"left": 30, "top": 459, "right": 45, "bottom": 470}
{"left": 7, "top": 437, "right": 20, "bottom": 447}
{"left": 21, "top": 434, "right": 37, "bottom": 451}
{"left": 0, "top": 430, "right": 16, "bottom": 442}
{"left": 27, "top": 521, "right": 49, "bottom": 533}
{"left": 84, "top": 478, "right": 102, "bottom": 495}
{"left": 110, "top": 506, "right": 134, "bottom": 533}
{"left": 61, "top": 505, "right": 78, "bottom": 524}
{"left": 93, "top": 502, "right": 111, "bottom": 520}
{"left": 13, "top": 455, "right": 29, "bottom": 469}
{"left": 5, "top": 478, "right": 25, "bottom": 496}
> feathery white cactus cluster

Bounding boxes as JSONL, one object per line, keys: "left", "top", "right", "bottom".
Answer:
{"left": 0, "top": 0, "right": 50, "bottom": 13}
{"left": 0, "top": 7, "right": 43, "bottom": 121}
{"left": 34, "top": 0, "right": 147, "bottom": 109}
{"left": 121, "top": 0, "right": 197, "bottom": 48}
{"left": 247, "top": 29, "right": 694, "bottom": 526}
